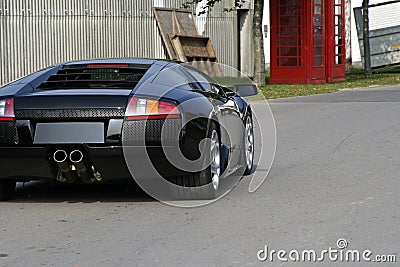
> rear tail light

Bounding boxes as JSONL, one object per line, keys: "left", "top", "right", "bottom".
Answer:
{"left": 126, "top": 97, "right": 180, "bottom": 120}
{"left": 87, "top": 63, "right": 129, "bottom": 68}
{"left": 0, "top": 98, "right": 15, "bottom": 121}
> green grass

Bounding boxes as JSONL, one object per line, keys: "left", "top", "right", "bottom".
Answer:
{"left": 259, "top": 65, "right": 400, "bottom": 100}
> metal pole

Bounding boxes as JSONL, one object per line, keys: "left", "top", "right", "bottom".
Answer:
{"left": 362, "top": 0, "right": 372, "bottom": 76}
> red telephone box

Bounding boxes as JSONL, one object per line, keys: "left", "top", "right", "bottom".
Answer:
{"left": 269, "top": 0, "right": 346, "bottom": 84}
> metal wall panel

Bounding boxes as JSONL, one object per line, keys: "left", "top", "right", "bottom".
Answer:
{"left": 354, "top": 2, "right": 400, "bottom": 68}
{"left": 0, "top": 0, "right": 240, "bottom": 86}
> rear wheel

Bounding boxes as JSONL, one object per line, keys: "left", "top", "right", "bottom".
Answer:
{"left": 0, "top": 180, "right": 16, "bottom": 201}
{"left": 171, "top": 122, "right": 220, "bottom": 200}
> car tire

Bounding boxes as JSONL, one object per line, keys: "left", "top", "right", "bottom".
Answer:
{"left": 171, "top": 121, "right": 220, "bottom": 200}
{"left": 242, "top": 113, "right": 255, "bottom": 175}
{"left": 0, "top": 180, "right": 16, "bottom": 201}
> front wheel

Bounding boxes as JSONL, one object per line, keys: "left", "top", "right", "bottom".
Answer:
{"left": 242, "top": 113, "right": 255, "bottom": 175}
{"left": 206, "top": 125, "right": 221, "bottom": 191}
{"left": 0, "top": 180, "right": 16, "bottom": 201}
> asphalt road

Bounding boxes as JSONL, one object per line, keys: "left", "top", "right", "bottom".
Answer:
{"left": 1, "top": 85, "right": 400, "bottom": 266}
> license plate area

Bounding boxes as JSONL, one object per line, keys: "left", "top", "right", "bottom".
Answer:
{"left": 34, "top": 122, "right": 104, "bottom": 144}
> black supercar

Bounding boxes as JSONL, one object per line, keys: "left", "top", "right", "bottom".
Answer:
{"left": 0, "top": 58, "right": 257, "bottom": 200}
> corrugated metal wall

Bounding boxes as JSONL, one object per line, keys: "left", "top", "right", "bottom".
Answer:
{"left": 0, "top": 0, "right": 239, "bottom": 86}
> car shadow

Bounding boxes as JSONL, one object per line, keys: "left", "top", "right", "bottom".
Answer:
{"left": 11, "top": 181, "right": 156, "bottom": 203}
{"left": 10, "top": 166, "right": 258, "bottom": 204}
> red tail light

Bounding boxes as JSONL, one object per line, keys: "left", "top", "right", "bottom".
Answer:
{"left": 87, "top": 63, "right": 129, "bottom": 68}
{"left": 158, "top": 101, "right": 179, "bottom": 114}
{"left": 126, "top": 97, "right": 180, "bottom": 120}
{"left": 0, "top": 98, "right": 15, "bottom": 121}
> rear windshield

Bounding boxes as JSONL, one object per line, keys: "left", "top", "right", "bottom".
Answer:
{"left": 38, "top": 64, "right": 150, "bottom": 90}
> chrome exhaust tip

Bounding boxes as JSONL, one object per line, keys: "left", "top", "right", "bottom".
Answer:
{"left": 69, "top": 150, "right": 84, "bottom": 163}
{"left": 69, "top": 150, "right": 95, "bottom": 184}
{"left": 53, "top": 149, "right": 77, "bottom": 183}
{"left": 53, "top": 150, "right": 68, "bottom": 163}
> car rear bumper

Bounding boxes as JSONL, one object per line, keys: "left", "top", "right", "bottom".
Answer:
{"left": 0, "top": 145, "right": 179, "bottom": 182}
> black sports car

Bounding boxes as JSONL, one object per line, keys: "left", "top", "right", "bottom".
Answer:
{"left": 0, "top": 58, "right": 257, "bottom": 201}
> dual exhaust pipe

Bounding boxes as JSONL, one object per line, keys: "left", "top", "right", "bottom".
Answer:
{"left": 54, "top": 149, "right": 83, "bottom": 164}
{"left": 53, "top": 149, "right": 102, "bottom": 184}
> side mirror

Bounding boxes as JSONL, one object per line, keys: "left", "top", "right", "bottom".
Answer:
{"left": 221, "top": 87, "right": 236, "bottom": 96}
{"left": 233, "top": 84, "right": 258, "bottom": 97}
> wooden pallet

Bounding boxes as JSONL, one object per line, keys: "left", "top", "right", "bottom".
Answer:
{"left": 153, "top": 7, "right": 221, "bottom": 76}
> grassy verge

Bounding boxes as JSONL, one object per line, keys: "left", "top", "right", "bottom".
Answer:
{"left": 260, "top": 65, "right": 400, "bottom": 100}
